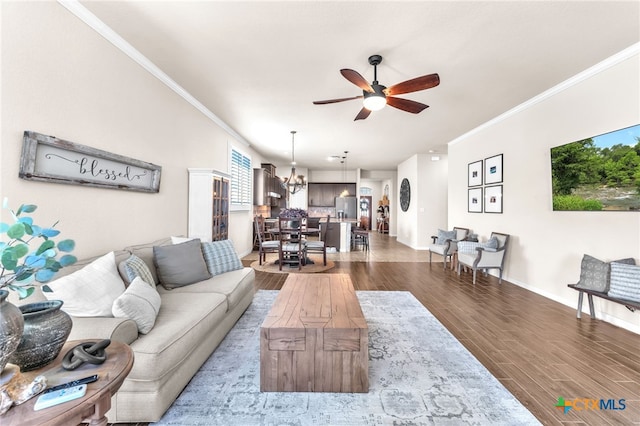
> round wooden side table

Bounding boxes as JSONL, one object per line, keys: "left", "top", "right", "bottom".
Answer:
{"left": 1, "top": 339, "right": 134, "bottom": 426}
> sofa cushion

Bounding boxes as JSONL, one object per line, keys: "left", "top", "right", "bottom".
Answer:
{"left": 576, "top": 254, "right": 635, "bottom": 293}
{"left": 112, "top": 277, "right": 161, "bottom": 334}
{"left": 124, "top": 237, "right": 172, "bottom": 285}
{"left": 43, "top": 251, "right": 126, "bottom": 317}
{"left": 153, "top": 239, "right": 212, "bottom": 289}
{"left": 118, "top": 254, "right": 155, "bottom": 287}
{"left": 608, "top": 262, "right": 640, "bottom": 302}
{"left": 201, "top": 240, "right": 243, "bottom": 276}
{"left": 157, "top": 268, "right": 255, "bottom": 311}
{"left": 126, "top": 292, "right": 228, "bottom": 384}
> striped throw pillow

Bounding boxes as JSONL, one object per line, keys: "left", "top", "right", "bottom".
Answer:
{"left": 201, "top": 240, "right": 243, "bottom": 276}
{"left": 608, "top": 262, "right": 640, "bottom": 302}
{"left": 119, "top": 254, "right": 155, "bottom": 287}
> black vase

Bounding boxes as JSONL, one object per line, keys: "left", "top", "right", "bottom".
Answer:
{"left": 8, "top": 300, "right": 72, "bottom": 372}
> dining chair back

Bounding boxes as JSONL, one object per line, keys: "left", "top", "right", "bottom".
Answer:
{"left": 254, "top": 215, "right": 280, "bottom": 265}
{"left": 278, "top": 215, "right": 305, "bottom": 271}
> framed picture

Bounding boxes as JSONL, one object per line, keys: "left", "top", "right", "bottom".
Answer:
{"left": 484, "top": 185, "right": 503, "bottom": 213}
{"left": 468, "top": 188, "right": 482, "bottom": 213}
{"left": 468, "top": 160, "right": 482, "bottom": 187}
{"left": 484, "top": 154, "right": 503, "bottom": 184}
{"left": 19, "top": 131, "right": 162, "bottom": 193}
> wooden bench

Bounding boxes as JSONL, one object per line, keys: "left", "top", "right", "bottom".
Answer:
{"left": 567, "top": 284, "right": 640, "bottom": 319}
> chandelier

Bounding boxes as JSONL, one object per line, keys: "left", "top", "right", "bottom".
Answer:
{"left": 281, "top": 130, "right": 306, "bottom": 195}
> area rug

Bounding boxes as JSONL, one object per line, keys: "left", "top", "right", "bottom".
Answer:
{"left": 250, "top": 256, "right": 335, "bottom": 274}
{"left": 153, "top": 290, "right": 540, "bottom": 426}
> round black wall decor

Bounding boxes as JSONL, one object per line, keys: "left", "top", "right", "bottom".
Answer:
{"left": 400, "top": 178, "right": 411, "bottom": 212}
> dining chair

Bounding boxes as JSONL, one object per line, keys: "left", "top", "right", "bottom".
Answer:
{"left": 278, "top": 215, "right": 306, "bottom": 271}
{"left": 254, "top": 216, "right": 280, "bottom": 265}
{"left": 305, "top": 215, "right": 329, "bottom": 265}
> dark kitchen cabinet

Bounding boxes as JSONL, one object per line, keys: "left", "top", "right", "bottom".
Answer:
{"left": 308, "top": 183, "right": 356, "bottom": 206}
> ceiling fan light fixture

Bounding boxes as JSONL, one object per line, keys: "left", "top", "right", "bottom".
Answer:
{"left": 362, "top": 85, "right": 386, "bottom": 111}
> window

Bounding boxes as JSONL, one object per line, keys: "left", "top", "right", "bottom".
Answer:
{"left": 230, "top": 147, "right": 252, "bottom": 209}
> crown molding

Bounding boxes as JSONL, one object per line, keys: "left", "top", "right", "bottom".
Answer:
{"left": 449, "top": 42, "right": 640, "bottom": 146}
{"left": 57, "top": 0, "right": 250, "bottom": 147}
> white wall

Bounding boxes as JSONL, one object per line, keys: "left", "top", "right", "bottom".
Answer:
{"left": 397, "top": 154, "right": 448, "bottom": 249}
{"left": 0, "top": 2, "right": 266, "bottom": 259}
{"left": 448, "top": 49, "right": 640, "bottom": 333}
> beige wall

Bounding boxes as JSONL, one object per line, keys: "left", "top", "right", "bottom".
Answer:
{"left": 448, "top": 50, "right": 640, "bottom": 333}
{"left": 1, "top": 2, "right": 265, "bottom": 259}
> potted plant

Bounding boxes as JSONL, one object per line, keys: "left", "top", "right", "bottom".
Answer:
{"left": 0, "top": 199, "right": 77, "bottom": 372}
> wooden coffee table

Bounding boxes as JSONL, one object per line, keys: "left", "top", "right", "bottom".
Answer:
{"left": 260, "top": 273, "right": 368, "bottom": 392}
{"left": 2, "top": 340, "right": 133, "bottom": 426}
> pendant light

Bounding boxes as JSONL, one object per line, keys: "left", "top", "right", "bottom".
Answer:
{"left": 340, "top": 151, "right": 349, "bottom": 197}
{"left": 281, "top": 130, "right": 306, "bottom": 195}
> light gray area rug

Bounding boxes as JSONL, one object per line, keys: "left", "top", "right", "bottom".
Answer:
{"left": 153, "top": 290, "right": 540, "bottom": 425}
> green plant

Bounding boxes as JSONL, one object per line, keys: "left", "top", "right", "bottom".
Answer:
{"left": 0, "top": 199, "right": 76, "bottom": 299}
{"left": 552, "top": 195, "right": 603, "bottom": 211}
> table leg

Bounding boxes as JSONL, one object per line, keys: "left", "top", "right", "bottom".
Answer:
{"left": 85, "top": 393, "right": 111, "bottom": 426}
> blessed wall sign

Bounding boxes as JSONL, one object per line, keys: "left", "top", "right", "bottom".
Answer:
{"left": 19, "top": 131, "right": 162, "bottom": 193}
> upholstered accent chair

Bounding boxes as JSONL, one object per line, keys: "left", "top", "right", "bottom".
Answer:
{"left": 254, "top": 215, "right": 280, "bottom": 265}
{"left": 457, "top": 232, "right": 510, "bottom": 284}
{"left": 428, "top": 227, "right": 469, "bottom": 269}
{"left": 305, "top": 215, "right": 329, "bottom": 265}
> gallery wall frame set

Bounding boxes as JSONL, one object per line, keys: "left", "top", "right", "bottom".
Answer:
{"left": 467, "top": 154, "right": 503, "bottom": 213}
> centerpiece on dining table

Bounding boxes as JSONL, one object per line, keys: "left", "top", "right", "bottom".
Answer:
{"left": 279, "top": 207, "right": 308, "bottom": 219}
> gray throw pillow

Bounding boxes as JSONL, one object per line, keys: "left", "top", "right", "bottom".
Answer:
{"left": 483, "top": 237, "right": 499, "bottom": 249}
{"left": 436, "top": 229, "right": 457, "bottom": 245}
{"left": 576, "top": 254, "right": 635, "bottom": 293}
{"left": 153, "top": 239, "right": 212, "bottom": 289}
{"left": 201, "top": 240, "right": 243, "bottom": 276}
{"left": 608, "top": 262, "right": 640, "bottom": 302}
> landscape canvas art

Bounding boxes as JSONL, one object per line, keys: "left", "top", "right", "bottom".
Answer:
{"left": 550, "top": 124, "right": 640, "bottom": 211}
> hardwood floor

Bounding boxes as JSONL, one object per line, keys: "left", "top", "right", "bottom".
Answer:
{"left": 115, "top": 232, "right": 639, "bottom": 425}
{"left": 248, "top": 233, "right": 640, "bottom": 426}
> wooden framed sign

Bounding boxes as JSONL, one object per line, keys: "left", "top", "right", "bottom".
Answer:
{"left": 19, "top": 131, "right": 161, "bottom": 193}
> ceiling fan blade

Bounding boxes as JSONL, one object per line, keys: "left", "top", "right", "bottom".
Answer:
{"left": 385, "top": 73, "right": 440, "bottom": 96}
{"left": 313, "top": 95, "right": 363, "bottom": 105}
{"left": 341, "top": 69, "right": 373, "bottom": 93}
{"left": 354, "top": 107, "right": 372, "bottom": 121}
{"left": 386, "top": 97, "right": 429, "bottom": 114}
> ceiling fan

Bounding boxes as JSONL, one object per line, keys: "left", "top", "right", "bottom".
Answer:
{"left": 313, "top": 54, "right": 440, "bottom": 121}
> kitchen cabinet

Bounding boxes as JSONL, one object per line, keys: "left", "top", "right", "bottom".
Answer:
{"left": 308, "top": 183, "right": 356, "bottom": 206}
{"left": 188, "top": 168, "right": 229, "bottom": 242}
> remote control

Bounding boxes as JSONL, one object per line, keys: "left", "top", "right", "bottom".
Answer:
{"left": 34, "top": 384, "right": 87, "bottom": 411}
{"left": 44, "top": 374, "right": 98, "bottom": 394}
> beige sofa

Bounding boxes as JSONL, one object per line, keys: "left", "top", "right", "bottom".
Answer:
{"left": 13, "top": 237, "right": 255, "bottom": 423}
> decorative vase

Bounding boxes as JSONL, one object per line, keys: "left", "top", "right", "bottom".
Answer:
{"left": 8, "top": 300, "right": 72, "bottom": 372}
{"left": 0, "top": 290, "right": 25, "bottom": 373}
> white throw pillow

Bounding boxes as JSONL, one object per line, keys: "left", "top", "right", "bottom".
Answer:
{"left": 43, "top": 252, "right": 126, "bottom": 317}
{"left": 112, "top": 276, "right": 161, "bottom": 334}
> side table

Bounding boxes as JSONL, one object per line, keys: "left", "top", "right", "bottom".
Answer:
{"left": 1, "top": 340, "right": 134, "bottom": 426}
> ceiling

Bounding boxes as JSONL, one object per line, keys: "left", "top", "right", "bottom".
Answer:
{"left": 80, "top": 1, "right": 639, "bottom": 172}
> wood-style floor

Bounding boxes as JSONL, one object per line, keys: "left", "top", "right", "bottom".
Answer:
{"left": 116, "top": 232, "right": 639, "bottom": 426}
{"left": 249, "top": 232, "right": 640, "bottom": 426}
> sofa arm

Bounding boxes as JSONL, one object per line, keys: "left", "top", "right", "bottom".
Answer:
{"left": 69, "top": 316, "right": 139, "bottom": 345}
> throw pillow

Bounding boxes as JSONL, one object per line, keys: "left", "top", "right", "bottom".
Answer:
{"left": 201, "top": 240, "right": 243, "bottom": 276}
{"left": 153, "top": 238, "right": 211, "bottom": 289}
{"left": 118, "top": 254, "right": 155, "bottom": 286}
{"left": 484, "top": 237, "right": 499, "bottom": 250}
{"left": 608, "top": 262, "right": 640, "bottom": 302}
{"left": 43, "top": 252, "right": 126, "bottom": 317}
{"left": 576, "top": 254, "right": 635, "bottom": 293}
{"left": 112, "top": 276, "right": 161, "bottom": 334}
{"left": 436, "top": 229, "right": 457, "bottom": 245}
